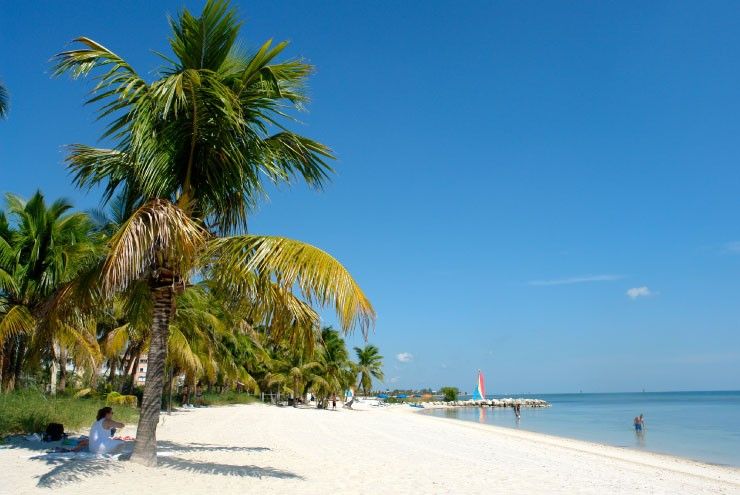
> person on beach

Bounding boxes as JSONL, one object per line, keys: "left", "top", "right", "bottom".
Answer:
{"left": 514, "top": 403, "right": 521, "bottom": 419}
{"left": 89, "top": 407, "right": 126, "bottom": 455}
{"left": 332, "top": 396, "right": 337, "bottom": 410}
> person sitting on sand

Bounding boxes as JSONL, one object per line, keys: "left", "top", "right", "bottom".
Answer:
{"left": 89, "top": 407, "right": 126, "bottom": 455}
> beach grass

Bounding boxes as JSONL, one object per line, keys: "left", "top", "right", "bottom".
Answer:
{"left": 0, "top": 390, "right": 139, "bottom": 437}
{"left": 200, "top": 390, "right": 258, "bottom": 407}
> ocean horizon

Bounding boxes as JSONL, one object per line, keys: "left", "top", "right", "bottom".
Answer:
{"left": 424, "top": 390, "right": 740, "bottom": 466}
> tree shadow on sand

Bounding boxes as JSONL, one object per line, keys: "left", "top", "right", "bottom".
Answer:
{"left": 26, "top": 441, "right": 300, "bottom": 488}
{"left": 157, "top": 440, "right": 271, "bottom": 454}
{"left": 157, "top": 456, "right": 302, "bottom": 479}
{"left": 35, "top": 456, "right": 124, "bottom": 488}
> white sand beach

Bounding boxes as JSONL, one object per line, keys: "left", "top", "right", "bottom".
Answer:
{"left": 2, "top": 403, "right": 739, "bottom": 495}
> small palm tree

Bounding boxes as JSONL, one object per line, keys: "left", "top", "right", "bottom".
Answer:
{"left": 267, "top": 345, "right": 326, "bottom": 407}
{"left": 354, "top": 344, "right": 384, "bottom": 396}
{"left": 316, "top": 327, "right": 353, "bottom": 407}
{"left": 54, "top": 1, "right": 374, "bottom": 465}
{"left": 0, "top": 192, "right": 101, "bottom": 391}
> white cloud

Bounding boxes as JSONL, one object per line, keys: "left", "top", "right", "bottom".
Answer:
{"left": 528, "top": 274, "right": 624, "bottom": 286}
{"left": 389, "top": 376, "right": 400, "bottom": 384}
{"left": 396, "top": 352, "right": 413, "bottom": 363}
{"left": 626, "top": 286, "right": 653, "bottom": 299}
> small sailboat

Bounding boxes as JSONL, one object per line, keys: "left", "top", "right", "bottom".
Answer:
{"left": 471, "top": 369, "right": 486, "bottom": 400}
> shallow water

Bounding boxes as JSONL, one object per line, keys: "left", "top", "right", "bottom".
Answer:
{"left": 423, "top": 391, "right": 740, "bottom": 466}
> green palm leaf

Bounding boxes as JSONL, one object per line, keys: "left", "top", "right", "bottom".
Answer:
{"left": 0, "top": 304, "right": 35, "bottom": 341}
{"left": 0, "top": 80, "right": 8, "bottom": 118}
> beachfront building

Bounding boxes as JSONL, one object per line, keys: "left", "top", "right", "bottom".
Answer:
{"left": 133, "top": 355, "right": 148, "bottom": 385}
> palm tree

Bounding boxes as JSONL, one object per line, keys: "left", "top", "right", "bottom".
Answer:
{"left": 354, "top": 344, "right": 384, "bottom": 396}
{"left": 316, "top": 327, "right": 353, "bottom": 407}
{"left": 266, "top": 336, "right": 326, "bottom": 406}
{"left": 54, "top": 0, "right": 374, "bottom": 465}
{"left": 0, "top": 80, "right": 8, "bottom": 119}
{"left": 0, "top": 192, "right": 101, "bottom": 392}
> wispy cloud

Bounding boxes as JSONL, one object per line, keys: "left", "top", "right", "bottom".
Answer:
{"left": 396, "top": 352, "right": 413, "bottom": 363}
{"left": 722, "top": 241, "right": 740, "bottom": 254}
{"left": 528, "top": 274, "right": 623, "bottom": 286}
{"left": 626, "top": 286, "right": 654, "bottom": 299}
{"left": 389, "top": 376, "right": 400, "bottom": 384}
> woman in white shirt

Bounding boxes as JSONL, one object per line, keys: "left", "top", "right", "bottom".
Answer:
{"left": 89, "top": 407, "right": 125, "bottom": 455}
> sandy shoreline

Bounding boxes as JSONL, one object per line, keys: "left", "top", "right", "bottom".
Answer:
{"left": 1, "top": 403, "right": 739, "bottom": 494}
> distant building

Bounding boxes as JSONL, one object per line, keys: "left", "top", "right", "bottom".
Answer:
{"left": 133, "top": 355, "right": 148, "bottom": 385}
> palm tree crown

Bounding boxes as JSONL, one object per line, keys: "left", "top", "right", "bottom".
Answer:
{"left": 54, "top": 0, "right": 332, "bottom": 233}
{"left": 354, "top": 344, "right": 384, "bottom": 396}
{"left": 0, "top": 192, "right": 101, "bottom": 391}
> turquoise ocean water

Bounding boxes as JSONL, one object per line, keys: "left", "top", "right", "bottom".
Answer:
{"left": 423, "top": 391, "right": 740, "bottom": 466}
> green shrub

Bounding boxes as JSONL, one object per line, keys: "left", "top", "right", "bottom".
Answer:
{"left": 0, "top": 390, "right": 138, "bottom": 437}
{"left": 440, "top": 386, "right": 459, "bottom": 402}
{"left": 106, "top": 392, "right": 137, "bottom": 407}
{"left": 200, "top": 390, "right": 257, "bottom": 406}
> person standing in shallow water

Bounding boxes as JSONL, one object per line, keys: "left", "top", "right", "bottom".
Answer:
{"left": 634, "top": 414, "right": 644, "bottom": 431}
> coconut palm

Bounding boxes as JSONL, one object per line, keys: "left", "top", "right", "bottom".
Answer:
{"left": 315, "top": 327, "right": 353, "bottom": 407}
{"left": 0, "top": 80, "right": 8, "bottom": 119}
{"left": 266, "top": 341, "right": 326, "bottom": 407}
{"left": 354, "top": 344, "right": 384, "bottom": 396}
{"left": 0, "top": 192, "right": 102, "bottom": 391}
{"left": 54, "top": 0, "right": 374, "bottom": 465}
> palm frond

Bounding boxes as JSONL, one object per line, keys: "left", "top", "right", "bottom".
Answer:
{"left": 208, "top": 235, "right": 375, "bottom": 336}
{"left": 168, "top": 324, "right": 203, "bottom": 375}
{"left": 53, "top": 36, "right": 148, "bottom": 120}
{"left": 0, "top": 80, "right": 8, "bottom": 119}
{"left": 0, "top": 305, "right": 35, "bottom": 341}
{"left": 101, "top": 199, "right": 207, "bottom": 293}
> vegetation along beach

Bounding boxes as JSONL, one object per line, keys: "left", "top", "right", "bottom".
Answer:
{"left": 1, "top": 1, "right": 740, "bottom": 494}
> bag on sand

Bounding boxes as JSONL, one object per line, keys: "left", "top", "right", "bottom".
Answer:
{"left": 43, "top": 423, "right": 65, "bottom": 442}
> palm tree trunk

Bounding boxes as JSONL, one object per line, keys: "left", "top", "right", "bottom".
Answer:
{"left": 107, "top": 358, "right": 116, "bottom": 384}
{"left": 10, "top": 335, "right": 26, "bottom": 391}
{"left": 58, "top": 348, "right": 68, "bottom": 392}
{"left": 50, "top": 359, "right": 59, "bottom": 396}
{"left": 130, "top": 279, "right": 173, "bottom": 467}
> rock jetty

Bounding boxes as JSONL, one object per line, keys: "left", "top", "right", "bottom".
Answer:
{"left": 421, "top": 398, "right": 549, "bottom": 408}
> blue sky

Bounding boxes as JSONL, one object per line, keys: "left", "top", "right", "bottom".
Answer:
{"left": 2, "top": 1, "right": 740, "bottom": 393}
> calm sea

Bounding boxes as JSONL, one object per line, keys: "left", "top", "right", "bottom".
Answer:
{"left": 423, "top": 391, "right": 740, "bottom": 466}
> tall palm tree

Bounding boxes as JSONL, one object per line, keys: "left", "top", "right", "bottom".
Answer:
{"left": 354, "top": 344, "right": 384, "bottom": 396}
{"left": 0, "top": 192, "right": 101, "bottom": 391}
{"left": 54, "top": 0, "right": 374, "bottom": 465}
{"left": 0, "top": 80, "right": 8, "bottom": 119}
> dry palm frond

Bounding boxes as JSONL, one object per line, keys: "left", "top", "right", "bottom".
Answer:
{"left": 102, "top": 199, "right": 208, "bottom": 293}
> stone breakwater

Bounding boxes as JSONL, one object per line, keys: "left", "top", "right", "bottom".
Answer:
{"left": 422, "top": 398, "right": 550, "bottom": 408}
